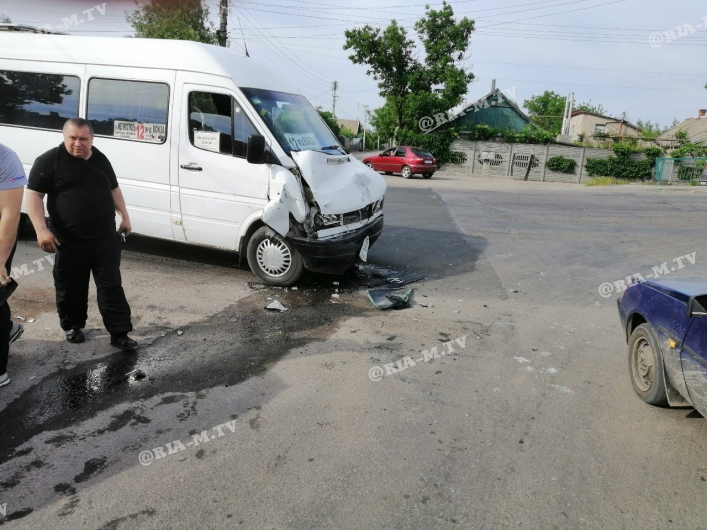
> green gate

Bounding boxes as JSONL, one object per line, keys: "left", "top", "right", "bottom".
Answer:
{"left": 655, "top": 157, "right": 707, "bottom": 184}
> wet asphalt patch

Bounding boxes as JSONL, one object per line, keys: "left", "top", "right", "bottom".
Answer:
{"left": 0, "top": 284, "right": 369, "bottom": 464}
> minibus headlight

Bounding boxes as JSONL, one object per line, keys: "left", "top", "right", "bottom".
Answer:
{"left": 373, "top": 197, "right": 384, "bottom": 212}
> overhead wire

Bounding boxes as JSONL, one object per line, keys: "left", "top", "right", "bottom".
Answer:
{"left": 238, "top": 6, "right": 334, "bottom": 84}
{"left": 234, "top": 13, "right": 328, "bottom": 93}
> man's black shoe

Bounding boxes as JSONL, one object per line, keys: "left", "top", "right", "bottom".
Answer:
{"left": 65, "top": 328, "right": 85, "bottom": 343}
{"left": 111, "top": 333, "right": 138, "bottom": 351}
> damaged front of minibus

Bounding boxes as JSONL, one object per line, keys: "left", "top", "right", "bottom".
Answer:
{"left": 240, "top": 88, "right": 386, "bottom": 286}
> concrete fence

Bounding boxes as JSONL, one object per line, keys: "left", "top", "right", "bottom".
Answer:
{"left": 439, "top": 139, "right": 647, "bottom": 184}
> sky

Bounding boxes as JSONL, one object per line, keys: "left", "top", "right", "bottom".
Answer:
{"left": 2, "top": 0, "right": 706, "bottom": 130}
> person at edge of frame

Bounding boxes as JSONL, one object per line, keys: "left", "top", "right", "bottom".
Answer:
{"left": 0, "top": 142, "right": 27, "bottom": 388}
{"left": 26, "top": 117, "right": 138, "bottom": 351}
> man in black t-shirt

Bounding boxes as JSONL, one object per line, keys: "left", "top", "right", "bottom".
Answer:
{"left": 26, "top": 118, "right": 137, "bottom": 351}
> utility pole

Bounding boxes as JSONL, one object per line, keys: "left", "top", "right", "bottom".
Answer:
{"left": 217, "top": 0, "right": 228, "bottom": 48}
{"left": 362, "top": 105, "right": 368, "bottom": 151}
{"left": 332, "top": 81, "right": 338, "bottom": 118}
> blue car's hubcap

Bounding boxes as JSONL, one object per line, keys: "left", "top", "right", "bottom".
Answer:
{"left": 634, "top": 339, "right": 654, "bottom": 391}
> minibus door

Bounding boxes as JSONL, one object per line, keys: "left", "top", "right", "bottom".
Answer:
{"left": 176, "top": 78, "right": 269, "bottom": 250}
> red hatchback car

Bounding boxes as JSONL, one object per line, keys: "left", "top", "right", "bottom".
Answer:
{"left": 363, "top": 146, "right": 437, "bottom": 179}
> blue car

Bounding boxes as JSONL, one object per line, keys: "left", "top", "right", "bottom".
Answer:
{"left": 617, "top": 277, "right": 707, "bottom": 416}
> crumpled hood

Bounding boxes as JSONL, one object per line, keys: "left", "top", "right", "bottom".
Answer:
{"left": 291, "top": 151, "right": 386, "bottom": 214}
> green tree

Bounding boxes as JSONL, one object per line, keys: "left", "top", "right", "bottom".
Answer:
{"left": 523, "top": 91, "right": 566, "bottom": 135}
{"left": 317, "top": 109, "right": 341, "bottom": 136}
{"left": 344, "top": 1, "right": 473, "bottom": 134}
{"left": 576, "top": 100, "right": 606, "bottom": 115}
{"left": 634, "top": 119, "right": 673, "bottom": 140}
{"left": 0, "top": 14, "right": 12, "bottom": 23}
{"left": 126, "top": 0, "right": 217, "bottom": 44}
{"left": 369, "top": 104, "right": 398, "bottom": 140}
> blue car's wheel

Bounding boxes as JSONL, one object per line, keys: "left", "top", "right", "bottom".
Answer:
{"left": 628, "top": 324, "right": 668, "bottom": 406}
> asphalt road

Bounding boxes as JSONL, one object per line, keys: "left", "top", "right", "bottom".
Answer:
{"left": 1, "top": 172, "right": 706, "bottom": 529}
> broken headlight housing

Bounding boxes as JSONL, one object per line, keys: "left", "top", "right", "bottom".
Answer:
{"left": 316, "top": 213, "right": 341, "bottom": 227}
{"left": 315, "top": 198, "right": 384, "bottom": 230}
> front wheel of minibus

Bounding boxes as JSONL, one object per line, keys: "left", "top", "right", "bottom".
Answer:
{"left": 247, "top": 227, "right": 304, "bottom": 286}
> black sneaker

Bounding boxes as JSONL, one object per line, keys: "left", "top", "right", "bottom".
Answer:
{"left": 65, "top": 328, "right": 86, "bottom": 343}
{"left": 9, "top": 322, "right": 23, "bottom": 344}
{"left": 110, "top": 333, "right": 138, "bottom": 351}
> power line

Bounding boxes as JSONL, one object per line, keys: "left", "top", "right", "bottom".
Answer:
{"left": 474, "top": 76, "right": 705, "bottom": 91}
{"left": 238, "top": 6, "right": 335, "bottom": 84}
{"left": 236, "top": 13, "right": 330, "bottom": 93}
{"left": 238, "top": 10, "right": 329, "bottom": 91}
{"left": 470, "top": 59, "right": 706, "bottom": 78}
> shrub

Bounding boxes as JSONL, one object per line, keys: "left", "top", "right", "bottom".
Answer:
{"left": 546, "top": 156, "right": 577, "bottom": 173}
{"left": 584, "top": 144, "right": 660, "bottom": 180}
{"left": 642, "top": 147, "right": 664, "bottom": 164}
{"left": 585, "top": 157, "right": 652, "bottom": 179}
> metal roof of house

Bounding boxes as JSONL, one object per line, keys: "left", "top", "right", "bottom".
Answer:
{"left": 657, "top": 117, "right": 707, "bottom": 144}
{"left": 335, "top": 119, "right": 361, "bottom": 134}
{"left": 427, "top": 88, "right": 529, "bottom": 133}
{"left": 0, "top": 23, "right": 67, "bottom": 34}
{"left": 570, "top": 110, "right": 640, "bottom": 131}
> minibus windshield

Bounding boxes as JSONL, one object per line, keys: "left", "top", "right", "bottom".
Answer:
{"left": 241, "top": 88, "right": 344, "bottom": 155}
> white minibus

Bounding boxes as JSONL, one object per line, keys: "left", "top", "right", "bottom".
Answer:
{"left": 0, "top": 33, "right": 386, "bottom": 286}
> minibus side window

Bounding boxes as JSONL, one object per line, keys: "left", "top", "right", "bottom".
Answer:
{"left": 232, "top": 101, "right": 258, "bottom": 158}
{"left": 188, "top": 91, "right": 257, "bottom": 158}
{"left": 0, "top": 70, "right": 80, "bottom": 131}
{"left": 87, "top": 78, "right": 169, "bottom": 143}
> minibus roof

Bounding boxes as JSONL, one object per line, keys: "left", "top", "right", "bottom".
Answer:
{"left": 0, "top": 33, "right": 296, "bottom": 94}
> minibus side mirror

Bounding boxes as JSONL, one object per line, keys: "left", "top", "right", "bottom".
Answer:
{"left": 247, "top": 134, "right": 266, "bottom": 164}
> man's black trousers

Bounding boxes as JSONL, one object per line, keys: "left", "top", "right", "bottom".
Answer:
{"left": 53, "top": 232, "right": 132, "bottom": 335}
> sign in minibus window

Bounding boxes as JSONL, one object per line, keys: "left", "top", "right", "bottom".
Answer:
{"left": 189, "top": 91, "right": 258, "bottom": 158}
{"left": 0, "top": 71, "right": 80, "bottom": 131}
{"left": 87, "top": 78, "right": 169, "bottom": 143}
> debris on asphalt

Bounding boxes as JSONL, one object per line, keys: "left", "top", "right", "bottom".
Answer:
{"left": 14, "top": 315, "right": 25, "bottom": 321}
{"left": 356, "top": 263, "right": 425, "bottom": 288}
{"left": 134, "top": 370, "right": 147, "bottom": 379}
{"left": 266, "top": 300, "right": 288, "bottom": 312}
{"left": 177, "top": 330, "right": 184, "bottom": 336}
{"left": 331, "top": 293, "right": 340, "bottom": 299}
{"left": 291, "top": 286, "right": 298, "bottom": 291}
{"left": 367, "top": 287, "right": 414, "bottom": 310}
{"left": 419, "top": 303, "right": 430, "bottom": 308}
{"left": 28, "top": 318, "right": 35, "bottom": 323}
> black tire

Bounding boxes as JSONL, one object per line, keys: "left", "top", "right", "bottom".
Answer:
{"left": 247, "top": 227, "right": 303, "bottom": 286}
{"left": 628, "top": 324, "right": 668, "bottom": 406}
{"left": 401, "top": 165, "right": 412, "bottom": 179}
{"left": 422, "top": 172, "right": 434, "bottom": 179}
